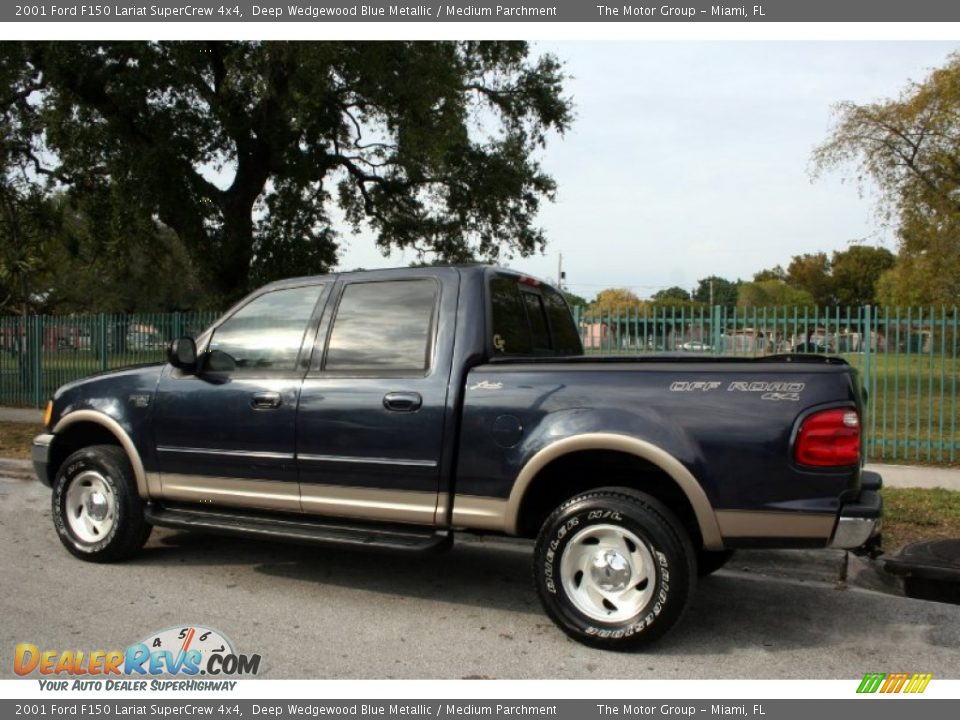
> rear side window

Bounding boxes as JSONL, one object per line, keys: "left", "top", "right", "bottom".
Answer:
{"left": 522, "top": 291, "right": 551, "bottom": 352}
{"left": 542, "top": 287, "right": 583, "bottom": 355}
{"left": 325, "top": 279, "right": 438, "bottom": 373}
{"left": 489, "top": 276, "right": 533, "bottom": 355}
{"left": 489, "top": 274, "right": 583, "bottom": 357}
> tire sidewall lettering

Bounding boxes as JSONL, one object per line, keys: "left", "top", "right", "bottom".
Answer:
{"left": 538, "top": 502, "right": 672, "bottom": 638}
{"left": 54, "top": 456, "right": 122, "bottom": 553}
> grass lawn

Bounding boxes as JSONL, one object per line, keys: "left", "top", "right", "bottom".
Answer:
{"left": 846, "top": 352, "right": 960, "bottom": 465}
{"left": 0, "top": 421, "right": 41, "bottom": 460}
{"left": 881, "top": 487, "right": 960, "bottom": 550}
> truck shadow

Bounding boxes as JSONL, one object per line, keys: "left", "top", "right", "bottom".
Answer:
{"left": 137, "top": 530, "right": 960, "bottom": 657}
{"left": 144, "top": 529, "right": 543, "bottom": 616}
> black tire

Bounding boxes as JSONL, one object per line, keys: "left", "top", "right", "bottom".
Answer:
{"left": 697, "top": 549, "right": 735, "bottom": 577}
{"left": 52, "top": 444, "right": 151, "bottom": 563}
{"left": 533, "top": 488, "right": 697, "bottom": 650}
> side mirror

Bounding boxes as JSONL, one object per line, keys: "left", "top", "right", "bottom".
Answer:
{"left": 168, "top": 337, "right": 197, "bottom": 371}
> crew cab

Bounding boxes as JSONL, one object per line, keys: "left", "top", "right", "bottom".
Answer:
{"left": 32, "top": 266, "right": 882, "bottom": 649}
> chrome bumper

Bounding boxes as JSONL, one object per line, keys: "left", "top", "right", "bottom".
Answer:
{"left": 829, "top": 516, "right": 881, "bottom": 549}
{"left": 828, "top": 471, "right": 883, "bottom": 550}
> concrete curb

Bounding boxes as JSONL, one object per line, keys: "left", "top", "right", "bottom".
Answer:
{"left": 727, "top": 548, "right": 894, "bottom": 588}
{"left": 866, "top": 462, "right": 960, "bottom": 492}
{"left": 0, "top": 407, "right": 43, "bottom": 423}
{"left": 0, "top": 458, "right": 34, "bottom": 481}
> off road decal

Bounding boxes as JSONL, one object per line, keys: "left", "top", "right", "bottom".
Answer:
{"left": 669, "top": 381, "right": 721, "bottom": 392}
{"left": 728, "top": 381, "right": 805, "bottom": 401}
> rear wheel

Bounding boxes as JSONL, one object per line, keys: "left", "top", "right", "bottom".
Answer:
{"left": 533, "top": 488, "right": 696, "bottom": 650}
{"left": 52, "top": 445, "right": 151, "bottom": 562}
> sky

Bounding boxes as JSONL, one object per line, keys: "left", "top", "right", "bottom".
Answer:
{"left": 334, "top": 41, "right": 958, "bottom": 300}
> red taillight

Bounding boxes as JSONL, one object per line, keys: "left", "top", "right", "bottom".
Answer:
{"left": 794, "top": 409, "right": 861, "bottom": 467}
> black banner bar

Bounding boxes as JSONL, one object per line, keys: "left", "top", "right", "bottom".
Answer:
{"left": 1, "top": 700, "right": 957, "bottom": 719}
{"left": 6, "top": 0, "right": 960, "bottom": 23}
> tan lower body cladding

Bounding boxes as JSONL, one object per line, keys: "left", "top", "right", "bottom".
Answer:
{"left": 159, "top": 474, "right": 503, "bottom": 530}
{"left": 159, "top": 474, "right": 437, "bottom": 525}
{"left": 448, "top": 501, "right": 837, "bottom": 545}
{"left": 714, "top": 510, "right": 836, "bottom": 541}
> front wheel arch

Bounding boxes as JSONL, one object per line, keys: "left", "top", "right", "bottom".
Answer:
{"left": 50, "top": 411, "right": 150, "bottom": 498}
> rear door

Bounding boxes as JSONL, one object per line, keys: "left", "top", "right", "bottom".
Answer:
{"left": 296, "top": 270, "right": 458, "bottom": 525}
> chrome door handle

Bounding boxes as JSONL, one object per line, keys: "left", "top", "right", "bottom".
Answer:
{"left": 251, "top": 392, "right": 282, "bottom": 409}
{"left": 383, "top": 392, "right": 422, "bottom": 412}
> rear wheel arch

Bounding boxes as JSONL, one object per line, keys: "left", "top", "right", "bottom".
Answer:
{"left": 509, "top": 434, "right": 723, "bottom": 550}
{"left": 50, "top": 411, "right": 150, "bottom": 498}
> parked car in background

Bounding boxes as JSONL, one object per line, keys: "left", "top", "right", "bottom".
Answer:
{"left": 125, "top": 324, "right": 163, "bottom": 351}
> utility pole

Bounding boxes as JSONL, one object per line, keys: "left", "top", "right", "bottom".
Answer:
{"left": 557, "top": 253, "right": 563, "bottom": 290}
{"left": 709, "top": 278, "right": 714, "bottom": 307}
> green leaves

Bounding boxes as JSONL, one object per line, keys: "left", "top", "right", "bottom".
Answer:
{"left": 1, "top": 41, "right": 572, "bottom": 305}
{"left": 812, "top": 52, "right": 960, "bottom": 306}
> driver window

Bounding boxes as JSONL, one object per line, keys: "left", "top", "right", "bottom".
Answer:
{"left": 207, "top": 284, "right": 324, "bottom": 371}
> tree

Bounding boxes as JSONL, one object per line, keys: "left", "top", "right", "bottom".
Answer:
{"left": 589, "top": 288, "right": 645, "bottom": 315}
{"left": 562, "top": 290, "right": 589, "bottom": 309}
{"left": 753, "top": 266, "right": 786, "bottom": 282}
{"left": 737, "top": 280, "right": 815, "bottom": 308}
{"left": 692, "top": 276, "right": 740, "bottom": 307}
{"left": 2, "top": 41, "right": 572, "bottom": 304}
{"left": 652, "top": 286, "right": 691, "bottom": 302}
{"left": 830, "top": 245, "right": 895, "bottom": 306}
{"left": 0, "top": 185, "right": 55, "bottom": 315}
{"left": 812, "top": 52, "right": 960, "bottom": 305}
{"left": 786, "top": 252, "right": 833, "bottom": 306}
{"left": 0, "top": 43, "right": 52, "bottom": 315}
{"left": 42, "top": 201, "right": 209, "bottom": 313}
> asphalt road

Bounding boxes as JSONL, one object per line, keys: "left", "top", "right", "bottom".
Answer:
{"left": 2, "top": 475, "right": 959, "bottom": 680}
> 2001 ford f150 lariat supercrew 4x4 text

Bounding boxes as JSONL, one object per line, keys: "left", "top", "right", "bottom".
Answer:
{"left": 32, "top": 266, "right": 882, "bottom": 649}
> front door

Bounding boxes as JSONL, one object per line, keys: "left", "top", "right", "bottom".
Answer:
{"left": 296, "top": 271, "right": 457, "bottom": 525}
{"left": 153, "top": 282, "right": 328, "bottom": 512}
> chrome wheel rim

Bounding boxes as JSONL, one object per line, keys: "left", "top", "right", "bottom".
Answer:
{"left": 559, "top": 523, "right": 656, "bottom": 623}
{"left": 65, "top": 470, "right": 116, "bottom": 543}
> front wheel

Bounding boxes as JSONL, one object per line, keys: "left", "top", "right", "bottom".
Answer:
{"left": 52, "top": 445, "right": 152, "bottom": 562}
{"left": 533, "top": 489, "right": 696, "bottom": 650}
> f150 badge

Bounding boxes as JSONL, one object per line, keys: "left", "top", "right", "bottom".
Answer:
{"left": 670, "top": 380, "right": 805, "bottom": 401}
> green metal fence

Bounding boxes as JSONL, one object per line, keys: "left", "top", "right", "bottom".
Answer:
{"left": 0, "top": 305, "right": 957, "bottom": 464}
{"left": 0, "top": 311, "right": 220, "bottom": 408}
{"left": 571, "top": 305, "right": 959, "bottom": 464}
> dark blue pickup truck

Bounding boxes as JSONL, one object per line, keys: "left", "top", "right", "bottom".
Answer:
{"left": 32, "top": 265, "right": 881, "bottom": 649}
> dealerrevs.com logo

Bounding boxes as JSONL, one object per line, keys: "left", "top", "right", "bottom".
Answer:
{"left": 14, "top": 626, "right": 261, "bottom": 691}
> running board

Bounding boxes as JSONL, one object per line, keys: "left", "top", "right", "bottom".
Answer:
{"left": 144, "top": 503, "right": 452, "bottom": 553}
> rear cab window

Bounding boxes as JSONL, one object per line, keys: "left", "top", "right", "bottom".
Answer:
{"left": 322, "top": 278, "right": 439, "bottom": 375}
{"left": 488, "top": 272, "right": 583, "bottom": 358}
